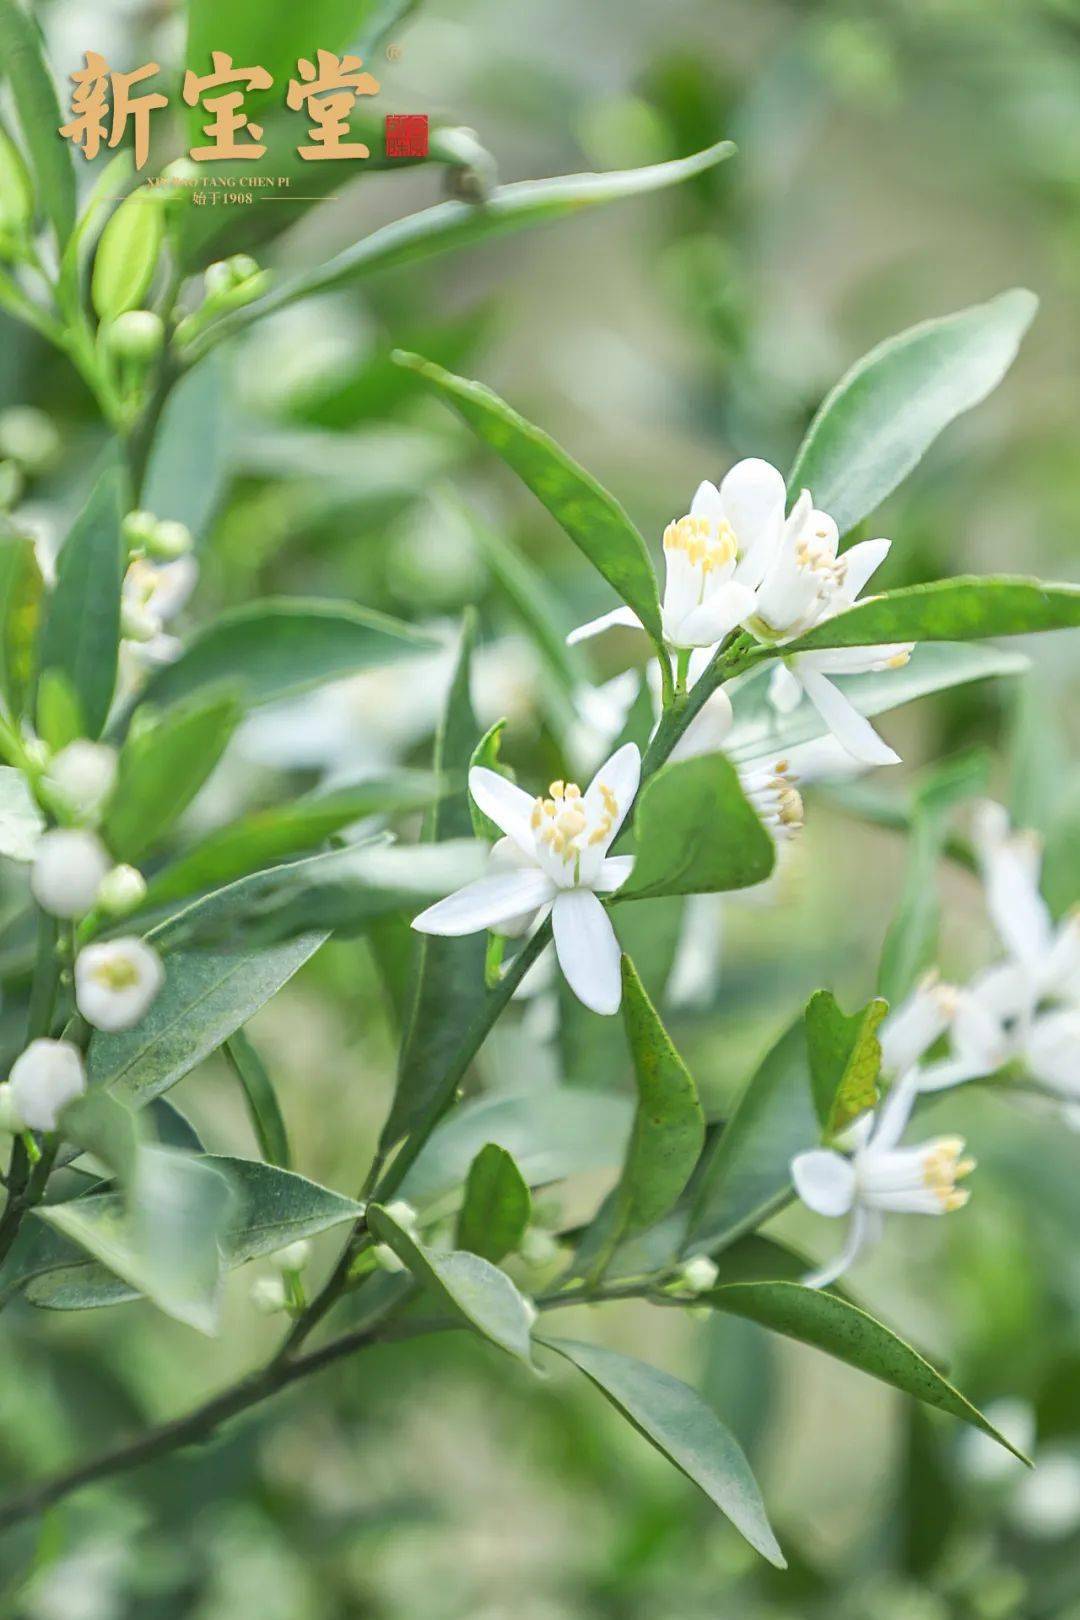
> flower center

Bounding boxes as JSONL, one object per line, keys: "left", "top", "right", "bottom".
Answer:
{"left": 530, "top": 778, "right": 618, "bottom": 868}
{"left": 920, "top": 1136, "right": 976, "bottom": 1211}
{"left": 663, "top": 515, "right": 738, "bottom": 575}
{"left": 92, "top": 955, "right": 140, "bottom": 992}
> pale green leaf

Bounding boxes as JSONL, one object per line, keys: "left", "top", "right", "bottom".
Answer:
{"left": 0, "top": 0, "right": 75, "bottom": 246}
{"left": 104, "top": 687, "right": 241, "bottom": 860}
{"left": 787, "top": 577, "right": 1080, "bottom": 654}
{"left": 618, "top": 753, "right": 775, "bottom": 901}
{"left": 37, "top": 466, "right": 124, "bottom": 738}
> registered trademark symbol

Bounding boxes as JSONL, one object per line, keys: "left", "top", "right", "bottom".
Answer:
{"left": 385, "top": 42, "right": 402, "bottom": 61}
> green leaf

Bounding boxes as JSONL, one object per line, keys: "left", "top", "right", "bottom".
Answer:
{"left": 197, "top": 141, "right": 737, "bottom": 349}
{"left": 618, "top": 753, "right": 774, "bottom": 901}
{"left": 805, "top": 990, "right": 888, "bottom": 1138}
{"left": 89, "top": 925, "right": 326, "bottom": 1108}
{"left": 878, "top": 749, "right": 989, "bottom": 1005}
{"left": 0, "top": 0, "right": 75, "bottom": 247}
{"left": 469, "top": 719, "right": 509, "bottom": 843}
{"left": 399, "top": 1087, "right": 633, "bottom": 1215}
{"left": 787, "top": 576, "right": 1080, "bottom": 654}
{"left": 0, "top": 765, "right": 42, "bottom": 861}
{"left": 705, "top": 1281, "right": 1029, "bottom": 1461}
{"left": 60, "top": 1089, "right": 139, "bottom": 1185}
{"left": 687, "top": 1021, "right": 814, "bottom": 1254}
{"left": 91, "top": 187, "right": 165, "bottom": 320}
{"left": 381, "top": 617, "right": 487, "bottom": 1152}
{"left": 725, "top": 642, "right": 1029, "bottom": 765}
{"left": 787, "top": 289, "right": 1037, "bottom": 535}
{"left": 35, "top": 667, "right": 83, "bottom": 751}
{"left": 33, "top": 1147, "right": 234, "bottom": 1333}
{"left": 582, "top": 957, "right": 705, "bottom": 1268}
{"left": 456, "top": 1143, "right": 532, "bottom": 1264}
{"left": 394, "top": 352, "right": 664, "bottom": 648}
{"left": 367, "top": 1203, "right": 535, "bottom": 1365}
{"left": 540, "top": 1337, "right": 785, "bottom": 1567}
{"left": 37, "top": 466, "right": 124, "bottom": 738}
{"left": 138, "top": 598, "right": 438, "bottom": 713}
{"left": 213, "top": 1156, "right": 362, "bottom": 1264}
{"left": 104, "top": 687, "right": 241, "bottom": 861}
{"left": 225, "top": 1030, "right": 290, "bottom": 1169}
{"left": 0, "top": 531, "right": 44, "bottom": 718}
{"left": 142, "top": 770, "right": 444, "bottom": 909}
{"left": 142, "top": 350, "right": 230, "bottom": 541}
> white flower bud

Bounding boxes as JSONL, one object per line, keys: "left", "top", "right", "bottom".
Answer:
{"left": 519, "top": 1227, "right": 560, "bottom": 1267}
{"left": 45, "top": 740, "right": 117, "bottom": 820}
{"left": 96, "top": 864, "right": 147, "bottom": 917}
{"left": 9, "top": 1039, "right": 86, "bottom": 1131}
{"left": 0, "top": 1081, "right": 23, "bottom": 1135}
{"left": 372, "top": 1243, "right": 406, "bottom": 1273}
{"left": 0, "top": 406, "right": 60, "bottom": 474}
{"left": 145, "top": 519, "right": 193, "bottom": 561}
{"left": 75, "top": 937, "right": 164, "bottom": 1032}
{"left": 384, "top": 1198, "right": 419, "bottom": 1234}
{"left": 31, "top": 828, "right": 110, "bottom": 917}
{"left": 677, "top": 1255, "right": 719, "bottom": 1295}
{"left": 106, "top": 310, "right": 164, "bottom": 363}
{"left": 250, "top": 1275, "right": 288, "bottom": 1315}
{"left": 270, "top": 1238, "right": 313, "bottom": 1273}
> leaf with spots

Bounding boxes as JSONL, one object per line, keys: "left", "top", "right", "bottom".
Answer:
{"left": 805, "top": 990, "right": 888, "bottom": 1139}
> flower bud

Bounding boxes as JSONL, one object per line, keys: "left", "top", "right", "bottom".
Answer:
{"left": 31, "top": 828, "right": 110, "bottom": 917}
{"left": 0, "top": 1081, "right": 22, "bottom": 1135}
{"left": 384, "top": 1198, "right": 419, "bottom": 1234}
{"left": 96, "top": 864, "right": 147, "bottom": 917}
{"left": 9, "top": 1039, "right": 86, "bottom": 1131}
{"left": 106, "top": 310, "right": 165, "bottom": 363}
{"left": 122, "top": 508, "right": 160, "bottom": 553}
{"left": 270, "top": 1239, "right": 312, "bottom": 1273}
{"left": 75, "top": 936, "right": 164, "bottom": 1032}
{"left": 0, "top": 127, "right": 33, "bottom": 236}
{"left": 250, "top": 1275, "right": 288, "bottom": 1314}
{"left": 519, "top": 1227, "right": 560, "bottom": 1268}
{"left": 145, "top": 518, "right": 193, "bottom": 562}
{"left": 0, "top": 406, "right": 60, "bottom": 475}
{"left": 675, "top": 1255, "right": 719, "bottom": 1295}
{"left": 372, "top": 1243, "right": 406, "bottom": 1273}
{"left": 45, "top": 740, "right": 118, "bottom": 820}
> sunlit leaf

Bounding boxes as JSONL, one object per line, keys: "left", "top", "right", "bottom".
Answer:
{"left": 618, "top": 753, "right": 774, "bottom": 901}
{"left": 805, "top": 990, "right": 888, "bottom": 1138}
{"left": 788, "top": 577, "right": 1080, "bottom": 654}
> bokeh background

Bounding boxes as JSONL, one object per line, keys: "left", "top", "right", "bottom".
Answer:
{"left": 3, "top": 0, "right": 1080, "bottom": 1614}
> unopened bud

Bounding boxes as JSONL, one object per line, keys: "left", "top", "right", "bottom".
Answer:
{"left": 676, "top": 1255, "right": 719, "bottom": 1295}
{"left": 384, "top": 1198, "right": 419, "bottom": 1234}
{"left": 122, "top": 509, "right": 159, "bottom": 553}
{"left": 0, "top": 127, "right": 33, "bottom": 235}
{"left": 145, "top": 518, "right": 193, "bottom": 561}
{"left": 519, "top": 1227, "right": 560, "bottom": 1268}
{"left": 107, "top": 310, "right": 165, "bottom": 363}
{"left": 96, "top": 864, "right": 147, "bottom": 917}
{"left": 46, "top": 739, "right": 117, "bottom": 820}
{"left": 9, "top": 1039, "right": 86, "bottom": 1131}
{"left": 250, "top": 1275, "right": 288, "bottom": 1314}
{"left": 270, "top": 1239, "right": 312, "bottom": 1273}
{"left": 31, "top": 828, "right": 110, "bottom": 917}
{"left": 373, "top": 1243, "right": 406, "bottom": 1273}
{"left": 0, "top": 406, "right": 60, "bottom": 475}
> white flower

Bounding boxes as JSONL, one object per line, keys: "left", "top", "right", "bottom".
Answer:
{"left": 121, "top": 555, "right": 197, "bottom": 661}
{"left": 970, "top": 800, "right": 1080, "bottom": 1015}
{"left": 31, "top": 828, "right": 110, "bottom": 917}
{"left": 1009, "top": 1449, "right": 1080, "bottom": 1539}
{"left": 879, "top": 972, "right": 1007, "bottom": 1095}
{"left": 568, "top": 460, "right": 786, "bottom": 651}
{"left": 44, "top": 740, "right": 117, "bottom": 821}
{"left": 96, "top": 864, "right": 148, "bottom": 917}
{"left": 8, "top": 1038, "right": 86, "bottom": 1131}
{"left": 75, "top": 937, "right": 164, "bottom": 1032}
{"left": 791, "top": 1075, "right": 975, "bottom": 1288}
{"left": 751, "top": 493, "right": 913, "bottom": 766}
{"left": 270, "top": 1239, "right": 312, "bottom": 1273}
{"left": 412, "top": 744, "right": 640, "bottom": 1016}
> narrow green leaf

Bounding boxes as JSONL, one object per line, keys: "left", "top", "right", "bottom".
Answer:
{"left": 104, "top": 687, "right": 240, "bottom": 860}
{"left": 37, "top": 466, "right": 124, "bottom": 738}
{"left": 367, "top": 1202, "right": 535, "bottom": 1365}
{"left": 540, "top": 1337, "right": 785, "bottom": 1567}
{"left": 35, "top": 668, "right": 83, "bottom": 751}
{"left": 456, "top": 1143, "right": 532, "bottom": 1263}
{"left": 139, "top": 598, "right": 438, "bottom": 713}
{"left": 142, "top": 770, "right": 444, "bottom": 909}
{"left": 142, "top": 350, "right": 230, "bottom": 540}
{"left": 619, "top": 753, "right": 775, "bottom": 901}
{"left": 788, "top": 577, "right": 1080, "bottom": 655}
{"left": 788, "top": 289, "right": 1037, "bottom": 534}
{"left": 706, "top": 1281, "right": 1029, "bottom": 1461}
{"left": 394, "top": 352, "right": 664, "bottom": 647}
{"left": 0, "top": 532, "right": 44, "bottom": 718}
{"left": 805, "top": 990, "right": 888, "bottom": 1138}
{"left": 687, "top": 1021, "right": 814, "bottom": 1254}
{"left": 381, "top": 617, "right": 486, "bottom": 1151}
{"left": 91, "top": 188, "right": 165, "bottom": 320}
{"left": 225, "top": 1030, "right": 290, "bottom": 1169}
{"left": 0, "top": 0, "right": 75, "bottom": 246}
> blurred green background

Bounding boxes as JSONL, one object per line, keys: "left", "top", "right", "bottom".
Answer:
{"left": 4, "top": 0, "right": 1080, "bottom": 1614}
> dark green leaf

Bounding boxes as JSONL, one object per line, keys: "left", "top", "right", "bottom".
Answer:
{"left": 214, "top": 1155, "right": 362, "bottom": 1264}
{"left": 395, "top": 351, "right": 663, "bottom": 647}
{"left": 705, "top": 1281, "right": 1028, "bottom": 1461}
{"left": 104, "top": 687, "right": 241, "bottom": 860}
{"left": 225, "top": 1030, "right": 290, "bottom": 1169}
{"left": 788, "top": 289, "right": 1037, "bottom": 534}
{"left": 805, "top": 990, "right": 888, "bottom": 1138}
{"left": 540, "top": 1337, "right": 785, "bottom": 1567}
{"left": 142, "top": 350, "right": 230, "bottom": 539}
{"left": 787, "top": 577, "right": 1080, "bottom": 654}
{"left": 367, "top": 1202, "right": 535, "bottom": 1365}
{"left": 37, "top": 466, "right": 123, "bottom": 737}
{"left": 139, "top": 598, "right": 438, "bottom": 713}
{"left": 456, "top": 1143, "right": 531, "bottom": 1263}
{"left": 618, "top": 753, "right": 774, "bottom": 901}
{"left": 0, "top": 0, "right": 75, "bottom": 246}
{"left": 469, "top": 719, "right": 509, "bottom": 843}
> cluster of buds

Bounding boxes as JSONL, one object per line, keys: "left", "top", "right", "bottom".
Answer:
{"left": 250, "top": 1240, "right": 314, "bottom": 1315}
{"left": 174, "top": 254, "right": 268, "bottom": 350}
{"left": 120, "top": 507, "right": 196, "bottom": 656}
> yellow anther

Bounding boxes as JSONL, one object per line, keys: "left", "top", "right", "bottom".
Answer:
{"left": 556, "top": 809, "right": 586, "bottom": 838}
{"left": 943, "top": 1188, "right": 970, "bottom": 1212}
{"left": 887, "top": 651, "right": 911, "bottom": 669}
{"left": 564, "top": 783, "right": 581, "bottom": 801}
{"left": 549, "top": 780, "right": 565, "bottom": 799}
{"left": 543, "top": 799, "right": 556, "bottom": 817}
{"left": 531, "top": 800, "right": 543, "bottom": 830}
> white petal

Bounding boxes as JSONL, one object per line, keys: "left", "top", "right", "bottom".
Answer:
{"left": 412, "top": 869, "right": 555, "bottom": 936}
{"left": 594, "top": 854, "right": 635, "bottom": 893}
{"left": 689, "top": 479, "right": 725, "bottom": 523}
{"left": 870, "top": 1070, "right": 920, "bottom": 1152}
{"left": 840, "top": 538, "right": 891, "bottom": 599}
{"left": 584, "top": 742, "right": 640, "bottom": 846}
{"left": 797, "top": 665, "right": 901, "bottom": 767}
{"left": 719, "top": 458, "right": 786, "bottom": 584}
{"left": 669, "top": 687, "right": 734, "bottom": 763}
{"left": 566, "top": 606, "right": 643, "bottom": 646}
{"left": 551, "top": 888, "right": 622, "bottom": 1015}
{"left": 799, "top": 643, "right": 913, "bottom": 676}
{"left": 468, "top": 767, "right": 538, "bottom": 855}
{"left": 803, "top": 1206, "right": 876, "bottom": 1290}
{"left": 767, "top": 662, "right": 803, "bottom": 714}
{"left": 790, "top": 1149, "right": 856, "bottom": 1217}
{"left": 676, "top": 581, "right": 758, "bottom": 647}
